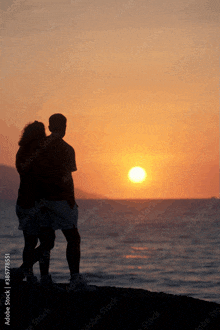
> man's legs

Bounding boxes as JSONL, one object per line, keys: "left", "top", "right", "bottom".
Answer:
{"left": 62, "top": 226, "right": 95, "bottom": 291}
{"left": 62, "top": 227, "right": 80, "bottom": 276}
{"left": 38, "top": 227, "right": 56, "bottom": 276}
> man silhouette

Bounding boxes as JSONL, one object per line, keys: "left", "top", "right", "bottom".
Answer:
{"left": 34, "top": 113, "right": 88, "bottom": 290}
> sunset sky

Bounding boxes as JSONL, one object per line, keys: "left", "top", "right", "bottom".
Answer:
{"left": 1, "top": 0, "right": 219, "bottom": 199}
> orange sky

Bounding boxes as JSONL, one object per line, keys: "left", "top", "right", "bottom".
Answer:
{"left": 1, "top": 0, "right": 219, "bottom": 198}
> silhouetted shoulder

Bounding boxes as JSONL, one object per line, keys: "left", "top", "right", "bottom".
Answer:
{"left": 34, "top": 136, "right": 77, "bottom": 176}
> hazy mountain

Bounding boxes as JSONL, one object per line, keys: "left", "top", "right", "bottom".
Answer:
{"left": 0, "top": 165, "right": 19, "bottom": 200}
{"left": 0, "top": 164, "right": 105, "bottom": 200}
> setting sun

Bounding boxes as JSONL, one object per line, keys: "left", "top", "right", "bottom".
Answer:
{"left": 128, "top": 167, "right": 147, "bottom": 183}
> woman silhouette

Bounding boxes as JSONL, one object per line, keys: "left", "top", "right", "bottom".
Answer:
{"left": 13, "top": 121, "right": 55, "bottom": 284}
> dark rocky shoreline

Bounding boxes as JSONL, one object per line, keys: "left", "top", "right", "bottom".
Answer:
{"left": 0, "top": 279, "right": 220, "bottom": 330}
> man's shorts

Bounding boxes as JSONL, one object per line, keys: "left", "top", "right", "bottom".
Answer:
{"left": 36, "top": 199, "right": 78, "bottom": 230}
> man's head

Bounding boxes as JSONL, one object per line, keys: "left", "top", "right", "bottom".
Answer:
{"left": 49, "top": 113, "right": 67, "bottom": 137}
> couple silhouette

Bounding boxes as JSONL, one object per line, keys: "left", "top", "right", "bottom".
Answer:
{"left": 13, "top": 114, "right": 90, "bottom": 291}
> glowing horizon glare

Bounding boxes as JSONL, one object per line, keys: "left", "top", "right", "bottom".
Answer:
{"left": 128, "top": 167, "right": 147, "bottom": 183}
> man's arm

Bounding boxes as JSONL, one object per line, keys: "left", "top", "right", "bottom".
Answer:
{"left": 67, "top": 147, "right": 77, "bottom": 172}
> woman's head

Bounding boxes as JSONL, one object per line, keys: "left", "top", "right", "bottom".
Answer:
{"left": 18, "top": 121, "right": 46, "bottom": 146}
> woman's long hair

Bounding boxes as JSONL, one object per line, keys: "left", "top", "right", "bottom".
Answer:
{"left": 18, "top": 121, "right": 46, "bottom": 146}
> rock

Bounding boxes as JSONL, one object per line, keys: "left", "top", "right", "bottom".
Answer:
{"left": 0, "top": 279, "right": 219, "bottom": 330}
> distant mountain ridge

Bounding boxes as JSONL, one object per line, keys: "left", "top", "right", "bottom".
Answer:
{"left": 0, "top": 164, "right": 104, "bottom": 200}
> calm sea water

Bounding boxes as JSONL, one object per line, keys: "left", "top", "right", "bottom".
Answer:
{"left": 0, "top": 198, "right": 219, "bottom": 303}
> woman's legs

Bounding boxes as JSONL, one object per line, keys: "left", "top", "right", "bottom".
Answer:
{"left": 21, "top": 231, "right": 38, "bottom": 275}
{"left": 20, "top": 227, "right": 55, "bottom": 277}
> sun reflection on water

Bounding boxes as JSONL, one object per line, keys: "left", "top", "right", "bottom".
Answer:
{"left": 125, "top": 255, "right": 148, "bottom": 259}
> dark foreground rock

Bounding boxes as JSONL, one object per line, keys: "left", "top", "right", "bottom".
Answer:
{"left": 0, "top": 279, "right": 220, "bottom": 330}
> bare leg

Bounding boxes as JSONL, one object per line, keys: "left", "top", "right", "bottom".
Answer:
{"left": 21, "top": 232, "right": 38, "bottom": 275}
{"left": 62, "top": 227, "right": 80, "bottom": 276}
{"left": 20, "top": 228, "right": 55, "bottom": 276}
{"left": 38, "top": 227, "right": 55, "bottom": 276}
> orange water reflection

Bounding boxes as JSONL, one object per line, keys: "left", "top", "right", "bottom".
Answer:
{"left": 124, "top": 255, "right": 148, "bottom": 259}
{"left": 131, "top": 246, "right": 154, "bottom": 250}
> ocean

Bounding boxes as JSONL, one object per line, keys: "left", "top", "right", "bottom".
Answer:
{"left": 0, "top": 198, "right": 219, "bottom": 304}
